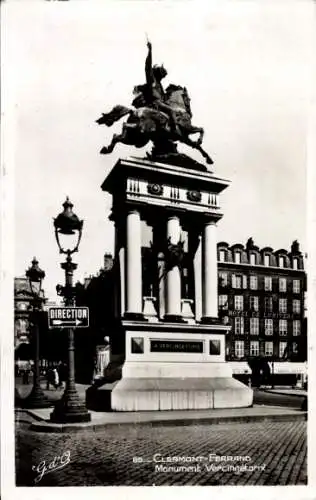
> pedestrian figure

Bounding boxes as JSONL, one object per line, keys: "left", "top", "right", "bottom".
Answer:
{"left": 57, "top": 362, "right": 65, "bottom": 389}
{"left": 46, "top": 368, "right": 53, "bottom": 390}
{"left": 52, "top": 368, "right": 59, "bottom": 390}
{"left": 22, "top": 369, "right": 29, "bottom": 385}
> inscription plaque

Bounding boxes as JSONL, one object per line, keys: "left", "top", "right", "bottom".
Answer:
{"left": 150, "top": 340, "right": 203, "bottom": 353}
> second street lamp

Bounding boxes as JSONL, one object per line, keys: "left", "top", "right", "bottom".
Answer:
{"left": 50, "top": 197, "right": 91, "bottom": 423}
{"left": 24, "top": 258, "right": 51, "bottom": 408}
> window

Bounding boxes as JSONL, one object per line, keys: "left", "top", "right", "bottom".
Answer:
{"left": 242, "top": 275, "right": 247, "bottom": 289}
{"left": 219, "top": 250, "right": 226, "bottom": 262}
{"left": 293, "top": 300, "right": 301, "bottom": 313}
{"left": 219, "top": 295, "right": 228, "bottom": 309}
{"left": 249, "top": 296, "right": 259, "bottom": 311}
{"left": 218, "top": 272, "right": 228, "bottom": 287}
{"left": 250, "top": 318, "right": 259, "bottom": 335}
{"left": 264, "top": 297, "right": 273, "bottom": 313}
{"left": 292, "top": 258, "right": 298, "bottom": 270}
{"left": 279, "top": 341, "right": 287, "bottom": 358}
{"left": 18, "top": 302, "right": 28, "bottom": 311}
{"left": 265, "top": 319, "right": 273, "bottom": 335}
{"left": 250, "top": 276, "right": 258, "bottom": 290}
{"left": 293, "top": 280, "right": 300, "bottom": 293}
{"left": 250, "top": 341, "right": 259, "bottom": 356}
{"left": 292, "top": 342, "right": 298, "bottom": 354}
{"left": 234, "top": 295, "right": 243, "bottom": 311}
{"left": 279, "top": 320, "right": 287, "bottom": 335}
{"left": 279, "top": 256, "right": 285, "bottom": 268}
{"left": 264, "top": 276, "right": 272, "bottom": 291}
{"left": 232, "top": 274, "right": 242, "bottom": 289}
{"left": 235, "top": 340, "right": 244, "bottom": 358}
{"left": 250, "top": 253, "right": 256, "bottom": 265}
{"left": 264, "top": 254, "right": 270, "bottom": 266}
{"left": 235, "top": 252, "right": 241, "bottom": 264}
{"left": 279, "top": 278, "right": 287, "bottom": 292}
{"left": 235, "top": 317, "right": 244, "bottom": 334}
{"left": 293, "top": 320, "right": 301, "bottom": 336}
{"left": 18, "top": 319, "right": 27, "bottom": 333}
{"left": 279, "top": 298, "right": 287, "bottom": 313}
{"left": 265, "top": 341, "right": 273, "bottom": 356}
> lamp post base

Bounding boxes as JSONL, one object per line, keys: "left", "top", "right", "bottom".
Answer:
{"left": 50, "top": 387, "right": 91, "bottom": 423}
{"left": 23, "top": 385, "right": 52, "bottom": 409}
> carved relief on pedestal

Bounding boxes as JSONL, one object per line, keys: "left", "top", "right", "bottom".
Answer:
{"left": 126, "top": 177, "right": 219, "bottom": 213}
{"left": 147, "top": 183, "right": 164, "bottom": 196}
{"left": 186, "top": 190, "right": 202, "bottom": 203}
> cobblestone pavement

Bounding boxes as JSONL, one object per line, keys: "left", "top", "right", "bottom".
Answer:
{"left": 15, "top": 412, "right": 306, "bottom": 486}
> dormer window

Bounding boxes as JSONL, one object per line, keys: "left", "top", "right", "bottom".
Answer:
{"left": 219, "top": 250, "right": 226, "bottom": 262}
{"left": 292, "top": 258, "right": 298, "bottom": 270}
{"left": 250, "top": 253, "right": 256, "bottom": 265}
{"left": 279, "top": 256, "right": 285, "bottom": 268}
{"left": 235, "top": 252, "right": 241, "bottom": 264}
{"left": 264, "top": 254, "right": 270, "bottom": 266}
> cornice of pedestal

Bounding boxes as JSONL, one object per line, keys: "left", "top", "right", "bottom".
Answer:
{"left": 101, "top": 156, "right": 231, "bottom": 195}
{"left": 121, "top": 319, "right": 230, "bottom": 335}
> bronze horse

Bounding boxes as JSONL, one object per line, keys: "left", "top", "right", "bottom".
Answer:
{"left": 96, "top": 84, "right": 213, "bottom": 164}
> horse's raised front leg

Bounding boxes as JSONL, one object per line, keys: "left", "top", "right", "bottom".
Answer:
{"left": 196, "top": 127, "right": 204, "bottom": 146}
{"left": 186, "top": 125, "right": 204, "bottom": 146}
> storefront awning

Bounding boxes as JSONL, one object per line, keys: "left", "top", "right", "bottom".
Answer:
{"left": 268, "top": 362, "right": 307, "bottom": 374}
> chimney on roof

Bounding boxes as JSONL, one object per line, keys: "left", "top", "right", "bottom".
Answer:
{"left": 246, "top": 237, "right": 254, "bottom": 250}
{"left": 291, "top": 240, "right": 300, "bottom": 254}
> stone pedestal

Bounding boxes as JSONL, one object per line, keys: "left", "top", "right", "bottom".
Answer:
{"left": 110, "top": 322, "right": 253, "bottom": 411}
{"left": 99, "top": 156, "right": 253, "bottom": 411}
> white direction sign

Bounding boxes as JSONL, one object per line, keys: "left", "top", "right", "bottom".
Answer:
{"left": 48, "top": 307, "right": 89, "bottom": 329}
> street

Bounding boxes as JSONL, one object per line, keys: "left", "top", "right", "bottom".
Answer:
{"left": 15, "top": 379, "right": 307, "bottom": 486}
{"left": 16, "top": 415, "right": 306, "bottom": 486}
{"left": 253, "top": 389, "right": 306, "bottom": 409}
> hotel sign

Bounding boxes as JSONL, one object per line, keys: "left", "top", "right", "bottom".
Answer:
{"left": 228, "top": 311, "right": 259, "bottom": 318}
{"left": 228, "top": 311, "right": 294, "bottom": 319}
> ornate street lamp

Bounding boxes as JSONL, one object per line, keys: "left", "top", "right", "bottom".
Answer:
{"left": 50, "top": 197, "right": 91, "bottom": 423}
{"left": 24, "top": 258, "right": 51, "bottom": 408}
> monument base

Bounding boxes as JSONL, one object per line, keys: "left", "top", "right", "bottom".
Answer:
{"left": 111, "top": 375, "right": 253, "bottom": 411}
{"left": 94, "top": 321, "right": 253, "bottom": 412}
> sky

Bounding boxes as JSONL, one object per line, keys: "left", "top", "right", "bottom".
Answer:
{"left": 4, "top": 0, "right": 313, "bottom": 300}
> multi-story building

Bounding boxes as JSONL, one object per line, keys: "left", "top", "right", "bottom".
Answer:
{"left": 15, "top": 277, "right": 50, "bottom": 365}
{"left": 14, "top": 277, "right": 33, "bottom": 350}
{"left": 217, "top": 238, "right": 306, "bottom": 364}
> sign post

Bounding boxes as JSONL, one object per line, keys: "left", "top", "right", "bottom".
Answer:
{"left": 48, "top": 307, "right": 89, "bottom": 329}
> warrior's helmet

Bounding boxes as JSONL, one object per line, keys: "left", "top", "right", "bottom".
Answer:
{"left": 153, "top": 64, "right": 167, "bottom": 81}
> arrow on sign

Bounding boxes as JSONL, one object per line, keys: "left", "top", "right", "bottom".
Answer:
{"left": 51, "top": 319, "right": 83, "bottom": 326}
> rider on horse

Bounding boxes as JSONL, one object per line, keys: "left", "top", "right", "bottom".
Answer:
{"left": 143, "top": 40, "right": 178, "bottom": 134}
{"left": 96, "top": 40, "right": 213, "bottom": 165}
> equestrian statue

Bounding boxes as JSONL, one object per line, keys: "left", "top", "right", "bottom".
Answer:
{"left": 96, "top": 40, "right": 213, "bottom": 165}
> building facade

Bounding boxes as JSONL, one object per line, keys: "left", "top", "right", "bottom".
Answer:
{"left": 14, "top": 277, "right": 33, "bottom": 349}
{"left": 217, "top": 238, "right": 306, "bottom": 362}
